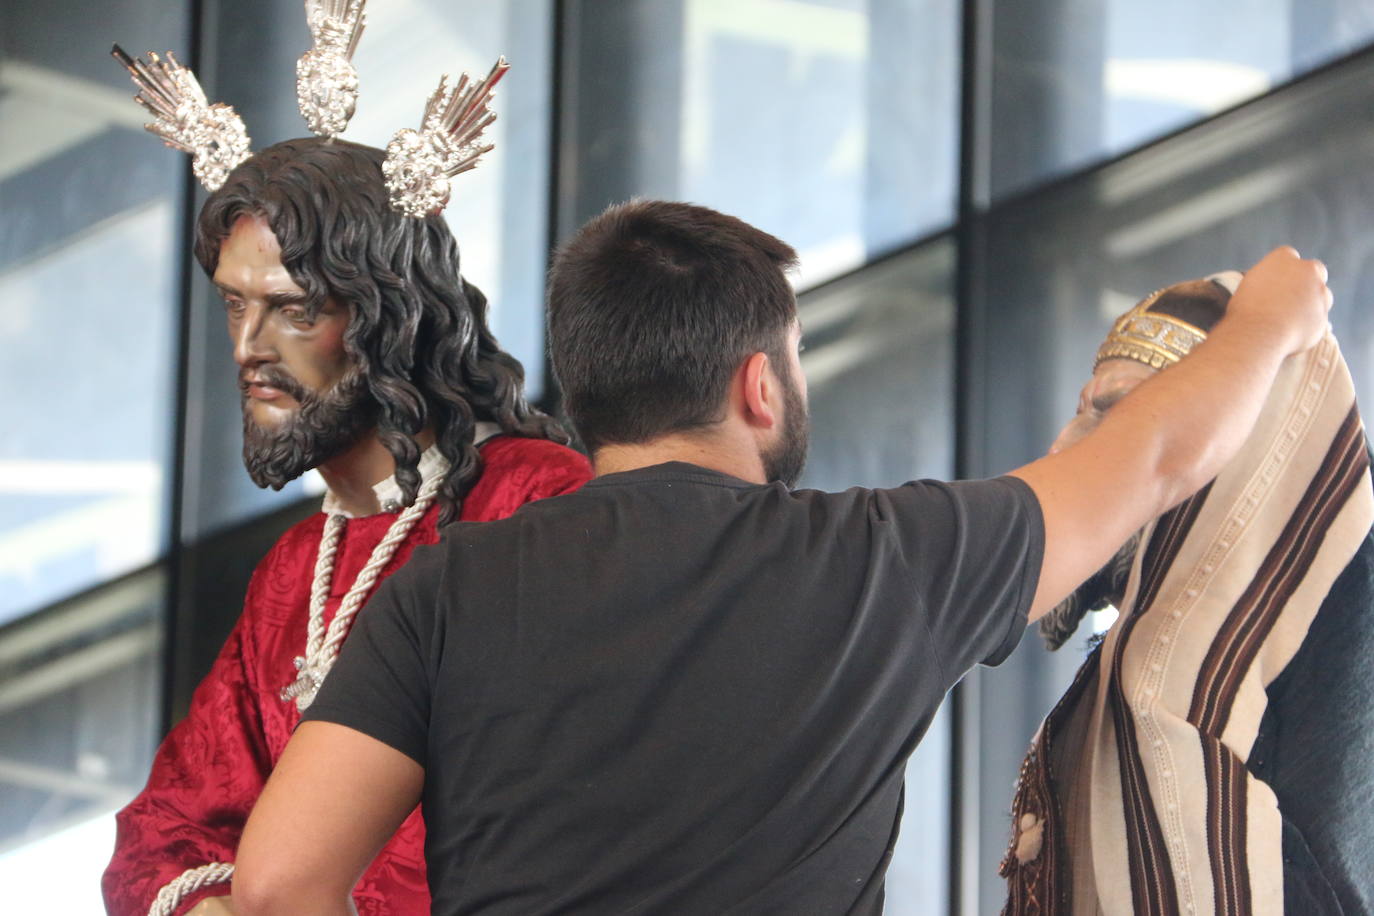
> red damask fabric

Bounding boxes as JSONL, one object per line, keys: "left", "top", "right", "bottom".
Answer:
{"left": 102, "top": 437, "right": 592, "bottom": 915}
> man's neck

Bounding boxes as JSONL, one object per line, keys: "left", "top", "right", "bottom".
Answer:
{"left": 592, "top": 431, "right": 766, "bottom": 484}
{"left": 317, "top": 428, "right": 437, "bottom": 517}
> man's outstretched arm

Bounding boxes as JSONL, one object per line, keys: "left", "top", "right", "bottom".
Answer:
{"left": 231, "top": 722, "right": 423, "bottom": 916}
{"left": 1011, "top": 246, "right": 1332, "bottom": 622}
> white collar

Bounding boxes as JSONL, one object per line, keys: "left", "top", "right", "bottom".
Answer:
{"left": 321, "top": 421, "right": 502, "bottom": 518}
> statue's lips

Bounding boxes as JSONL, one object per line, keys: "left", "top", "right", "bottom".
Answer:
{"left": 241, "top": 379, "right": 294, "bottom": 402}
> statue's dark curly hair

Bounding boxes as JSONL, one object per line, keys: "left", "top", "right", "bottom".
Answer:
{"left": 195, "top": 137, "right": 568, "bottom": 523}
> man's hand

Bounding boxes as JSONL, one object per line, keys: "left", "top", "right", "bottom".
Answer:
{"left": 1224, "top": 246, "right": 1332, "bottom": 357}
{"left": 187, "top": 898, "right": 236, "bottom": 915}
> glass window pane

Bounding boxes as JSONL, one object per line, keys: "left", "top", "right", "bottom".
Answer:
{"left": 559, "top": 0, "right": 960, "bottom": 288}
{"left": 0, "top": 2, "right": 184, "bottom": 623}
{"left": 0, "top": 0, "right": 183, "bottom": 896}
{"left": 800, "top": 239, "right": 955, "bottom": 490}
{"left": 990, "top": 0, "right": 1374, "bottom": 200}
{"left": 0, "top": 571, "right": 163, "bottom": 910}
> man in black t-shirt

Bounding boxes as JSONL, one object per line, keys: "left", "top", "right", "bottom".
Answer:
{"left": 230, "top": 201, "right": 1332, "bottom": 915}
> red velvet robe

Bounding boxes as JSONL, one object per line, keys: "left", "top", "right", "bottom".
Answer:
{"left": 103, "top": 436, "right": 592, "bottom": 915}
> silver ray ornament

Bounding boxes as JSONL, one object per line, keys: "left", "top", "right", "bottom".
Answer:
{"left": 111, "top": 45, "right": 252, "bottom": 192}
{"left": 382, "top": 57, "right": 510, "bottom": 218}
{"left": 297, "top": 0, "right": 368, "bottom": 138}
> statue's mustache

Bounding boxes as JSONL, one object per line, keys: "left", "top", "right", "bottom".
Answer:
{"left": 239, "top": 366, "right": 309, "bottom": 402}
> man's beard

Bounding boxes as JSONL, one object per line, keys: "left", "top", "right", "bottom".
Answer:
{"left": 1039, "top": 531, "right": 1140, "bottom": 650}
{"left": 761, "top": 365, "right": 810, "bottom": 488}
{"left": 240, "top": 365, "right": 378, "bottom": 490}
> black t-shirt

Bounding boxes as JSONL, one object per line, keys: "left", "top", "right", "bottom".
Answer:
{"left": 304, "top": 462, "right": 1043, "bottom": 914}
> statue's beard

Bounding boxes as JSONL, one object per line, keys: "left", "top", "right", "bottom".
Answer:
{"left": 762, "top": 367, "right": 810, "bottom": 489}
{"left": 1039, "top": 531, "right": 1141, "bottom": 650}
{"left": 240, "top": 365, "right": 378, "bottom": 490}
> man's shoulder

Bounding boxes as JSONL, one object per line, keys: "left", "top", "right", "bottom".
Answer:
{"left": 786, "top": 477, "right": 1040, "bottom": 538}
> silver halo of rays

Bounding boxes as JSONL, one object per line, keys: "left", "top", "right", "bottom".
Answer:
{"left": 111, "top": 44, "right": 251, "bottom": 191}
{"left": 382, "top": 57, "right": 510, "bottom": 219}
{"left": 296, "top": 0, "right": 368, "bottom": 138}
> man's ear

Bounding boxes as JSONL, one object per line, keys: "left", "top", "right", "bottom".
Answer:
{"left": 739, "top": 351, "right": 778, "bottom": 429}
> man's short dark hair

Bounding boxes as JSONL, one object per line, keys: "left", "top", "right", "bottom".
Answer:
{"left": 547, "top": 199, "right": 799, "bottom": 452}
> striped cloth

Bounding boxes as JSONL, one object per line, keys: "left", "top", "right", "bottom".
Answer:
{"left": 1001, "top": 332, "right": 1373, "bottom": 915}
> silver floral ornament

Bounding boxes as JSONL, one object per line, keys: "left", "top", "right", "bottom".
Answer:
{"left": 382, "top": 58, "right": 510, "bottom": 218}
{"left": 111, "top": 45, "right": 251, "bottom": 192}
{"left": 296, "top": 0, "right": 368, "bottom": 138}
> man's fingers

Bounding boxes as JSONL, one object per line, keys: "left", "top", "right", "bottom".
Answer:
{"left": 1308, "top": 259, "right": 1333, "bottom": 316}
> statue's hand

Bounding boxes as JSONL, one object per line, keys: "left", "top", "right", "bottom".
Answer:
{"left": 186, "top": 897, "right": 237, "bottom": 915}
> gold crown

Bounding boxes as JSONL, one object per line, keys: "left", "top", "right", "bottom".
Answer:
{"left": 1094, "top": 289, "right": 1210, "bottom": 370}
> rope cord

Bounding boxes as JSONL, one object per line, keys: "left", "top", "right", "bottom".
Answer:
{"left": 149, "top": 476, "right": 448, "bottom": 914}
{"left": 280, "top": 473, "right": 444, "bottom": 711}
{"left": 147, "top": 862, "right": 234, "bottom": 916}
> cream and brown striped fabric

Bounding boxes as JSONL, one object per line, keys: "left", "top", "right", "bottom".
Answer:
{"left": 1002, "top": 333, "right": 1373, "bottom": 915}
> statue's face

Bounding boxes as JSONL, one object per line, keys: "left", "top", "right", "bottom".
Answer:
{"left": 212, "top": 213, "right": 376, "bottom": 488}
{"left": 1039, "top": 356, "right": 1159, "bottom": 645}
{"left": 213, "top": 213, "right": 353, "bottom": 430}
{"left": 1049, "top": 358, "right": 1158, "bottom": 455}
